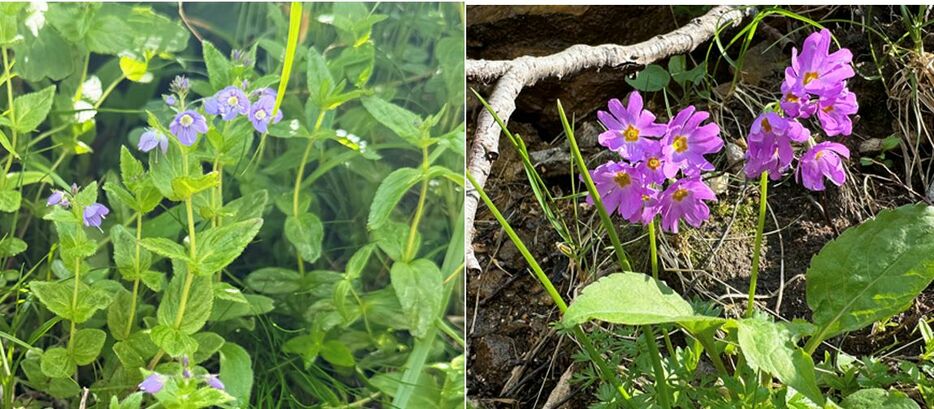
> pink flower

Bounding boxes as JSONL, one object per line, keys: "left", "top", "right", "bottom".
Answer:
{"left": 743, "top": 112, "right": 810, "bottom": 180}
{"left": 635, "top": 139, "right": 667, "bottom": 185}
{"left": 658, "top": 177, "right": 716, "bottom": 233}
{"left": 785, "top": 29, "right": 854, "bottom": 97}
{"left": 816, "top": 88, "right": 858, "bottom": 136}
{"left": 660, "top": 106, "right": 723, "bottom": 178}
{"left": 597, "top": 91, "right": 667, "bottom": 161}
{"left": 588, "top": 161, "right": 651, "bottom": 223}
{"left": 780, "top": 80, "right": 816, "bottom": 119}
{"left": 796, "top": 142, "right": 849, "bottom": 191}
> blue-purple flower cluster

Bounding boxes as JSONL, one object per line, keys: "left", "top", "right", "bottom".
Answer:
{"left": 46, "top": 183, "right": 109, "bottom": 231}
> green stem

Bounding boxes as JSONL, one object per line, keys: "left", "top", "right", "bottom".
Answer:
{"left": 643, "top": 326, "right": 672, "bottom": 409}
{"left": 467, "top": 172, "right": 635, "bottom": 408}
{"left": 648, "top": 218, "right": 676, "bottom": 359}
{"left": 403, "top": 147, "right": 430, "bottom": 262}
{"left": 67, "top": 258, "right": 80, "bottom": 353}
{"left": 435, "top": 318, "right": 465, "bottom": 348}
{"left": 292, "top": 111, "right": 326, "bottom": 275}
{"left": 125, "top": 213, "right": 143, "bottom": 339}
{"left": 2, "top": 46, "right": 17, "bottom": 188}
{"left": 557, "top": 100, "right": 632, "bottom": 271}
{"left": 172, "top": 196, "right": 197, "bottom": 330}
{"left": 746, "top": 171, "right": 768, "bottom": 318}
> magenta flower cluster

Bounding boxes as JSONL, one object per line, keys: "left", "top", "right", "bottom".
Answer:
{"left": 746, "top": 29, "right": 857, "bottom": 191}
{"left": 589, "top": 91, "right": 723, "bottom": 233}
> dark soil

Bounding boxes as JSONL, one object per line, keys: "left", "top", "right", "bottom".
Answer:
{"left": 467, "top": 5, "right": 933, "bottom": 408}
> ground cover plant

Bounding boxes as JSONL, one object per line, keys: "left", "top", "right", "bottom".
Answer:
{"left": 467, "top": 5, "right": 934, "bottom": 408}
{"left": 0, "top": 2, "right": 464, "bottom": 408}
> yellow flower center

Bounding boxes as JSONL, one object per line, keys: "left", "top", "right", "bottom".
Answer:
{"left": 613, "top": 172, "right": 631, "bottom": 188}
{"left": 255, "top": 109, "right": 267, "bottom": 120}
{"left": 815, "top": 150, "right": 825, "bottom": 160}
{"left": 180, "top": 114, "right": 193, "bottom": 126}
{"left": 761, "top": 118, "right": 772, "bottom": 133}
{"left": 672, "top": 136, "right": 688, "bottom": 153}
{"left": 647, "top": 157, "right": 661, "bottom": 170}
{"left": 227, "top": 96, "right": 239, "bottom": 106}
{"left": 803, "top": 71, "right": 819, "bottom": 85}
{"left": 672, "top": 188, "right": 689, "bottom": 202}
{"left": 623, "top": 125, "right": 640, "bottom": 142}
{"left": 785, "top": 93, "right": 799, "bottom": 103}
{"left": 822, "top": 104, "right": 834, "bottom": 113}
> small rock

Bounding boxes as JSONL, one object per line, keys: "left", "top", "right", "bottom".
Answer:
{"left": 725, "top": 142, "right": 744, "bottom": 166}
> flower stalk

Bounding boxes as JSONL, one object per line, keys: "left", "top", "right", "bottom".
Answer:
{"left": 746, "top": 171, "right": 769, "bottom": 318}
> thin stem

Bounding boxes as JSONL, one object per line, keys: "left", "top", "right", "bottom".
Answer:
{"left": 2, "top": 46, "right": 17, "bottom": 187}
{"left": 292, "top": 111, "right": 326, "bottom": 274}
{"left": 403, "top": 147, "right": 430, "bottom": 262}
{"left": 67, "top": 258, "right": 81, "bottom": 353}
{"left": 648, "top": 218, "right": 676, "bottom": 358}
{"left": 643, "top": 326, "right": 672, "bottom": 409}
{"left": 746, "top": 171, "right": 768, "bottom": 318}
{"left": 125, "top": 213, "right": 143, "bottom": 339}
{"left": 172, "top": 195, "right": 198, "bottom": 330}
{"left": 435, "top": 318, "right": 465, "bottom": 348}
{"left": 93, "top": 75, "right": 125, "bottom": 110}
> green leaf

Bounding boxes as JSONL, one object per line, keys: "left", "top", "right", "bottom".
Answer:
{"left": 171, "top": 172, "right": 219, "bottom": 200}
{"left": 120, "top": 146, "right": 145, "bottom": 189}
{"left": 192, "top": 332, "right": 225, "bottom": 363}
{"left": 195, "top": 218, "right": 263, "bottom": 275}
{"left": 107, "top": 288, "right": 135, "bottom": 341}
{"left": 346, "top": 244, "right": 376, "bottom": 281}
{"left": 70, "top": 328, "right": 106, "bottom": 365}
{"left": 807, "top": 204, "right": 934, "bottom": 344}
{"left": 84, "top": 4, "right": 189, "bottom": 55}
{"left": 113, "top": 341, "right": 145, "bottom": 369}
{"left": 150, "top": 324, "right": 198, "bottom": 357}
{"left": 40, "top": 347, "right": 75, "bottom": 379}
{"left": 737, "top": 315, "right": 824, "bottom": 405}
{"left": 367, "top": 167, "right": 422, "bottom": 230}
{"left": 563, "top": 272, "right": 723, "bottom": 328}
{"left": 219, "top": 189, "right": 268, "bottom": 225}
{"left": 209, "top": 294, "right": 274, "bottom": 321}
{"left": 31, "top": 280, "right": 112, "bottom": 323}
{"left": 203, "top": 40, "right": 231, "bottom": 92}
{"left": 307, "top": 46, "right": 334, "bottom": 106}
{"left": 321, "top": 340, "right": 355, "bottom": 367}
{"left": 373, "top": 220, "right": 420, "bottom": 262}
{"left": 158, "top": 268, "right": 212, "bottom": 334}
{"left": 0, "top": 237, "right": 27, "bottom": 257}
{"left": 219, "top": 343, "right": 253, "bottom": 407}
{"left": 0, "top": 128, "right": 16, "bottom": 158}
{"left": 390, "top": 259, "right": 444, "bottom": 338}
{"left": 111, "top": 224, "right": 152, "bottom": 280}
{"left": 13, "top": 85, "right": 56, "bottom": 134}
{"left": 0, "top": 190, "right": 21, "bottom": 212}
{"left": 285, "top": 214, "right": 324, "bottom": 263}
{"left": 140, "top": 237, "right": 188, "bottom": 261}
{"left": 841, "top": 388, "right": 920, "bottom": 409}
{"left": 361, "top": 96, "right": 423, "bottom": 146}
{"left": 625, "top": 64, "right": 670, "bottom": 92}
{"left": 213, "top": 282, "right": 248, "bottom": 304}
{"left": 12, "top": 24, "right": 81, "bottom": 82}
{"left": 245, "top": 267, "right": 301, "bottom": 294}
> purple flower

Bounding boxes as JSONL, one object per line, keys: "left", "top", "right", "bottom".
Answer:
{"left": 138, "top": 128, "right": 168, "bottom": 154}
{"left": 249, "top": 95, "right": 283, "bottom": 133}
{"left": 635, "top": 140, "right": 666, "bottom": 185}
{"left": 205, "top": 374, "right": 225, "bottom": 390}
{"left": 205, "top": 86, "right": 250, "bottom": 121}
{"left": 588, "top": 161, "right": 651, "bottom": 223}
{"left": 785, "top": 29, "right": 854, "bottom": 96}
{"left": 658, "top": 177, "right": 716, "bottom": 233}
{"left": 170, "top": 75, "right": 190, "bottom": 96}
{"left": 816, "top": 88, "right": 858, "bottom": 136}
{"left": 743, "top": 112, "right": 810, "bottom": 180}
{"left": 47, "top": 191, "right": 69, "bottom": 208}
{"left": 139, "top": 373, "right": 166, "bottom": 394}
{"left": 170, "top": 110, "right": 208, "bottom": 146}
{"left": 253, "top": 87, "right": 276, "bottom": 99}
{"left": 596, "top": 92, "right": 667, "bottom": 161}
{"left": 163, "top": 94, "right": 176, "bottom": 106}
{"left": 780, "top": 81, "right": 816, "bottom": 119}
{"left": 796, "top": 142, "right": 849, "bottom": 191}
{"left": 660, "top": 106, "right": 723, "bottom": 178}
{"left": 82, "top": 203, "right": 109, "bottom": 230}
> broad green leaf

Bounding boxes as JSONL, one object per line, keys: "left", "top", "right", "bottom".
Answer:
{"left": 31, "top": 280, "right": 112, "bottom": 323}
{"left": 841, "top": 388, "right": 920, "bottom": 409}
{"left": 0, "top": 237, "right": 26, "bottom": 257}
{"left": 84, "top": 4, "right": 188, "bottom": 55}
{"left": 285, "top": 214, "right": 324, "bottom": 263}
{"left": 0, "top": 4, "right": 25, "bottom": 45}
{"left": 13, "top": 85, "right": 56, "bottom": 134}
{"left": 307, "top": 46, "right": 334, "bottom": 106}
{"left": 0, "top": 190, "right": 20, "bottom": 212}
{"left": 219, "top": 189, "right": 268, "bottom": 225}
{"left": 12, "top": 24, "right": 80, "bottom": 82}
{"left": 111, "top": 224, "right": 152, "bottom": 280}
{"left": 373, "top": 220, "right": 420, "bottom": 262}
{"left": 807, "top": 204, "right": 934, "bottom": 344}
{"left": 119, "top": 146, "right": 145, "bottom": 190}
{"left": 150, "top": 324, "right": 198, "bottom": 357}
{"left": 209, "top": 294, "right": 274, "bottom": 321}
{"left": 195, "top": 218, "right": 263, "bottom": 275}
{"left": 213, "top": 282, "right": 248, "bottom": 304}
{"left": 737, "top": 315, "right": 824, "bottom": 405}
{"left": 203, "top": 40, "right": 231, "bottom": 92}
{"left": 563, "top": 272, "right": 723, "bottom": 328}
{"left": 436, "top": 36, "right": 465, "bottom": 106}
{"left": 367, "top": 167, "right": 422, "bottom": 230}
{"left": 245, "top": 267, "right": 301, "bottom": 294}
{"left": 192, "top": 332, "right": 225, "bottom": 363}
{"left": 171, "top": 172, "right": 219, "bottom": 199}
{"left": 106, "top": 288, "right": 135, "bottom": 341}
{"left": 113, "top": 341, "right": 145, "bottom": 369}
{"left": 346, "top": 243, "right": 376, "bottom": 281}
{"left": 219, "top": 343, "right": 253, "bottom": 407}
{"left": 158, "top": 269, "right": 212, "bottom": 334}
{"left": 390, "top": 259, "right": 443, "bottom": 338}
{"left": 40, "top": 347, "right": 75, "bottom": 378}
{"left": 71, "top": 328, "right": 106, "bottom": 365}
{"left": 321, "top": 340, "right": 355, "bottom": 367}
{"left": 0, "top": 128, "right": 15, "bottom": 158}
{"left": 625, "top": 64, "right": 670, "bottom": 92}
{"left": 361, "top": 96, "right": 423, "bottom": 146}
{"left": 140, "top": 237, "right": 188, "bottom": 261}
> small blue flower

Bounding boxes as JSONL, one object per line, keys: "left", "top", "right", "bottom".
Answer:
{"left": 83, "top": 203, "right": 109, "bottom": 230}
{"left": 248, "top": 95, "right": 282, "bottom": 133}
{"left": 163, "top": 94, "right": 177, "bottom": 106}
{"left": 169, "top": 75, "right": 190, "bottom": 96}
{"left": 139, "top": 373, "right": 166, "bottom": 394}
{"left": 205, "top": 86, "right": 250, "bottom": 121}
{"left": 138, "top": 128, "right": 168, "bottom": 154}
{"left": 205, "top": 374, "right": 225, "bottom": 390}
{"left": 46, "top": 191, "right": 69, "bottom": 208}
{"left": 170, "top": 110, "right": 208, "bottom": 146}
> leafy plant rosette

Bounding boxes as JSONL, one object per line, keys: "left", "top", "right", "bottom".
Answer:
{"left": 0, "top": 2, "right": 464, "bottom": 408}
{"left": 558, "top": 28, "right": 932, "bottom": 408}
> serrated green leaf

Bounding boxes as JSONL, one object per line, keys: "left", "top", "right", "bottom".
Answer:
{"left": 13, "top": 85, "right": 56, "bottom": 133}
{"left": 140, "top": 237, "right": 188, "bottom": 261}
{"left": 367, "top": 167, "right": 421, "bottom": 230}
{"left": 195, "top": 218, "right": 263, "bottom": 275}
{"left": 390, "top": 259, "right": 443, "bottom": 338}
{"left": 31, "top": 280, "right": 112, "bottom": 323}
{"left": 193, "top": 332, "right": 225, "bottom": 364}
{"left": 158, "top": 268, "right": 212, "bottom": 334}
{"left": 361, "top": 96, "right": 423, "bottom": 146}
{"left": 245, "top": 267, "right": 301, "bottom": 294}
{"left": 149, "top": 324, "right": 198, "bottom": 357}
{"left": 285, "top": 214, "right": 323, "bottom": 263}
{"left": 40, "top": 347, "right": 75, "bottom": 378}
{"left": 737, "top": 315, "right": 824, "bottom": 405}
{"left": 203, "top": 40, "right": 231, "bottom": 92}
{"left": 841, "top": 388, "right": 919, "bottom": 409}
{"left": 71, "top": 328, "right": 106, "bottom": 365}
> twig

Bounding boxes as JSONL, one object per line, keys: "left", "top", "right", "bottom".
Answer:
{"left": 466, "top": 6, "right": 752, "bottom": 272}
